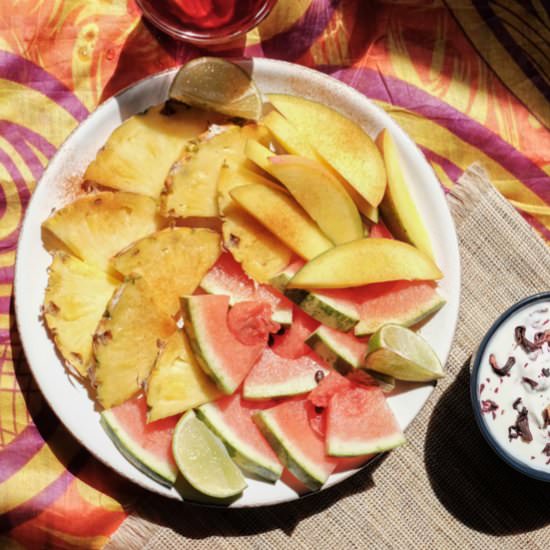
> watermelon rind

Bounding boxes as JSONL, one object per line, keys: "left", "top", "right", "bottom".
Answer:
{"left": 243, "top": 376, "right": 322, "bottom": 399}
{"left": 270, "top": 305, "right": 292, "bottom": 325}
{"left": 353, "top": 292, "right": 445, "bottom": 336}
{"left": 270, "top": 271, "right": 359, "bottom": 331}
{"left": 181, "top": 297, "right": 235, "bottom": 394}
{"left": 305, "top": 325, "right": 363, "bottom": 375}
{"left": 200, "top": 276, "right": 292, "bottom": 325}
{"left": 253, "top": 410, "right": 328, "bottom": 491}
{"left": 243, "top": 371, "right": 323, "bottom": 400}
{"left": 327, "top": 431, "right": 406, "bottom": 457}
{"left": 243, "top": 349, "right": 329, "bottom": 400}
{"left": 100, "top": 411, "right": 177, "bottom": 487}
{"left": 196, "top": 403, "right": 283, "bottom": 483}
{"left": 361, "top": 369, "right": 396, "bottom": 393}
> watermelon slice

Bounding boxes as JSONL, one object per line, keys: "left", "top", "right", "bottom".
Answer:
{"left": 100, "top": 395, "right": 178, "bottom": 486}
{"left": 181, "top": 295, "right": 265, "bottom": 394}
{"left": 353, "top": 280, "right": 445, "bottom": 336}
{"left": 270, "top": 306, "right": 319, "bottom": 359}
{"left": 308, "top": 370, "right": 356, "bottom": 408}
{"left": 200, "top": 253, "right": 293, "bottom": 324}
{"left": 253, "top": 398, "right": 338, "bottom": 491}
{"left": 273, "top": 261, "right": 444, "bottom": 336}
{"left": 306, "top": 325, "right": 367, "bottom": 374}
{"left": 326, "top": 385, "right": 406, "bottom": 456}
{"left": 196, "top": 393, "right": 283, "bottom": 482}
{"left": 244, "top": 346, "right": 329, "bottom": 399}
{"left": 227, "top": 301, "right": 280, "bottom": 345}
{"left": 271, "top": 262, "right": 359, "bottom": 331}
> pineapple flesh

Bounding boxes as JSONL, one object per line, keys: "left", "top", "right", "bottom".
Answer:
{"left": 93, "top": 277, "right": 176, "bottom": 409}
{"left": 217, "top": 165, "right": 292, "bottom": 283}
{"left": 44, "top": 251, "right": 119, "bottom": 377}
{"left": 83, "top": 102, "right": 215, "bottom": 199}
{"left": 111, "top": 227, "right": 221, "bottom": 317}
{"left": 146, "top": 330, "right": 221, "bottom": 422}
{"left": 160, "top": 123, "right": 269, "bottom": 219}
{"left": 42, "top": 191, "right": 159, "bottom": 273}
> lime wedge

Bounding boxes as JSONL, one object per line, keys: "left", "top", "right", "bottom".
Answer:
{"left": 169, "top": 57, "right": 263, "bottom": 121}
{"left": 172, "top": 410, "right": 247, "bottom": 499}
{"left": 365, "top": 324, "right": 444, "bottom": 382}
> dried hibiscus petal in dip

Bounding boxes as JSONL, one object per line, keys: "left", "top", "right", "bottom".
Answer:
{"left": 522, "top": 377, "right": 539, "bottom": 390}
{"left": 489, "top": 354, "right": 515, "bottom": 376}
{"left": 481, "top": 399, "right": 499, "bottom": 419}
{"left": 514, "top": 326, "right": 539, "bottom": 353}
{"left": 508, "top": 398, "right": 533, "bottom": 443}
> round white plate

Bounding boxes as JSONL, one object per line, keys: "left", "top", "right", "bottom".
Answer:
{"left": 15, "top": 58, "right": 460, "bottom": 507}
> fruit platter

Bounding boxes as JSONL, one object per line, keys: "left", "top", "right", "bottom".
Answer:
{"left": 15, "top": 58, "right": 460, "bottom": 506}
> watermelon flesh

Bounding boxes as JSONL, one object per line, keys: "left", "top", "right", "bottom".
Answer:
{"left": 227, "top": 301, "right": 280, "bottom": 345}
{"left": 253, "top": 397, "right": 339, "bottom": 491}
{"left": 327, "top": 385, "right": 406, "bottom": 456}
{"left": 181, "top": 295, "right": 265, "bottom": 394}
{"left": 200, "top": 253, "right": 293, "bottom": 324}
{"left": 369, "top": 221, "right": 394, "bottom": 239}
{"left": 243, "top": 346, "right": 329, "bottom": 399}
{"left": 308, "top": 370, "right": 356, "bottom": 408}
{"left": 100, "top": 394, "right": 178, "bottom": 486}
{"left": 271, "top": 306, "right": 319, "bottom": 359}
{"left": 353, "top": 280, "right": 445, "bottom": 336}
{"left": 196, "top": 393, "right": 283, "bottom": 482}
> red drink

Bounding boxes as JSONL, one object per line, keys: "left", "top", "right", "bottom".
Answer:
{"left": 137, "top": 0, "right": 277, "bottom": 44}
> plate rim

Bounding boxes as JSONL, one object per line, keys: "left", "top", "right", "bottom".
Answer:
{"left": 14, "top": 57, "right": 461, "bottom": 507}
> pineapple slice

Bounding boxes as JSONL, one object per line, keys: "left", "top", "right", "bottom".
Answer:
{"left": 44, "top": 252, "right": 119, "bottom": 376}
{"left": 42, "top": 192, "right": 159, "bottom": 273}
{"left": 93, "top": 277, "right": 176, "bottom": 409}
{"left": 111, "top": 227, "right": 221, "bottom": 317}
{"left": 83, "top": 102, "right": 214, "bottom": 199}
{"left": 218, "top": 165, "right": 292, "bottom": 283}
{"left": 146, "top": 330, "right": 221, "bottom": 422}
{"left": 160, "top": 123, "right": 268, "bottom": 219}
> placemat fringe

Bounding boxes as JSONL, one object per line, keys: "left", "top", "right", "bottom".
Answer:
{"left": 447, "top": 163, "right": 490, "bottom": 226}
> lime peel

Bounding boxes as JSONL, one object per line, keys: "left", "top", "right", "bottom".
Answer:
{"left": 365, "top": 324, "right": 444, "bottom": 382}
{"left": 172, "top": 410, "right": 247, "bottom": 499}
{"left": 169, "top": 57, "right": 263, "bottom": 121}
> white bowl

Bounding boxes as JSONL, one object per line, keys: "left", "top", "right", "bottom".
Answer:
{"left": 14, "top": 58, "right": 461, "bottom": 507}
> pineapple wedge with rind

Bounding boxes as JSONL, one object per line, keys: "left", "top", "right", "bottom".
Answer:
{"left": 84, "top": 102, "right": 214, "bottom": 199}
{"left": 93, "top": 277, "right": 176, "bottom": 409}
{"left": 42, "top": 192, "right": 159, "bottom": 274}
{"left": 44, "top": 252, "right": 119, "bottom": 377}
{"left": 218, "top": 165, "right": 292, "bottom": 283}
{"left": 111, "top": 227, "right": 221, "bottom": 317}
{"left": 146, "top": 330, "right": 222, "bottom": 422}
{"left": 160, "top": 124, "right": 268, "bottom": 219}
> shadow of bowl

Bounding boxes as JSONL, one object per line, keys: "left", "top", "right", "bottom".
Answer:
{"left": 424, "top": 360, "right": 550, "bottom": 535}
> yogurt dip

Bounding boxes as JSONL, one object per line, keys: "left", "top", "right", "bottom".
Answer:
{"left": 474, "top": 297, "right": 550, "bottom": 476}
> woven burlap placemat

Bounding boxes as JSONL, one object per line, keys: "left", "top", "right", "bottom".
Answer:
{"left": 107, "top": 165, "right": 550, "bottom": 549}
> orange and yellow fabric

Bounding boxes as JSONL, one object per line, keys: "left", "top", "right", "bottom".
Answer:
{"left": 0, "top": 1, "right": 548, "bottom": 548}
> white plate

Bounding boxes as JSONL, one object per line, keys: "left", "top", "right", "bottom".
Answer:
{"left": 14, "top": 58, "right": 460, "bottom": 507}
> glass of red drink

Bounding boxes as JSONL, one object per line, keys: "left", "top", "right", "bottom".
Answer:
{"left": 136, "top": 0, "right": 277, "bottom": 45}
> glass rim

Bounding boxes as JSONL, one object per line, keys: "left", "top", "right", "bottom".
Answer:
{"left": 135, "top": 0, "right": 278, "bottom": 45}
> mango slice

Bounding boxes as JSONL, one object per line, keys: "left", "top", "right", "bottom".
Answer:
{"left": 268, "top": 155, "right": 363, "bottom": 244}
{"left": 288, "top": 238, "right": 443, "bottom": 289}
{"left": 230, "top": 183, "right": 333, "bottom": 260}
{"left": 268, "top": 94, "right": 386, "bottom": 208}
{"left": 377, "top": 129, "right": 434, "bottom": 259}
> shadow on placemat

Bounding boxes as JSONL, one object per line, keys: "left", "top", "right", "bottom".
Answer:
{"left": 425, "top": 361, "right": 550, "bottom": 535}
{"left": 132, "top": 457, "right": 384, "bottom": 539}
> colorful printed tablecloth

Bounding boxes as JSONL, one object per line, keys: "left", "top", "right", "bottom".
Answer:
{"left": 0, "top": 1, "right": 548, "bottom": 548}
